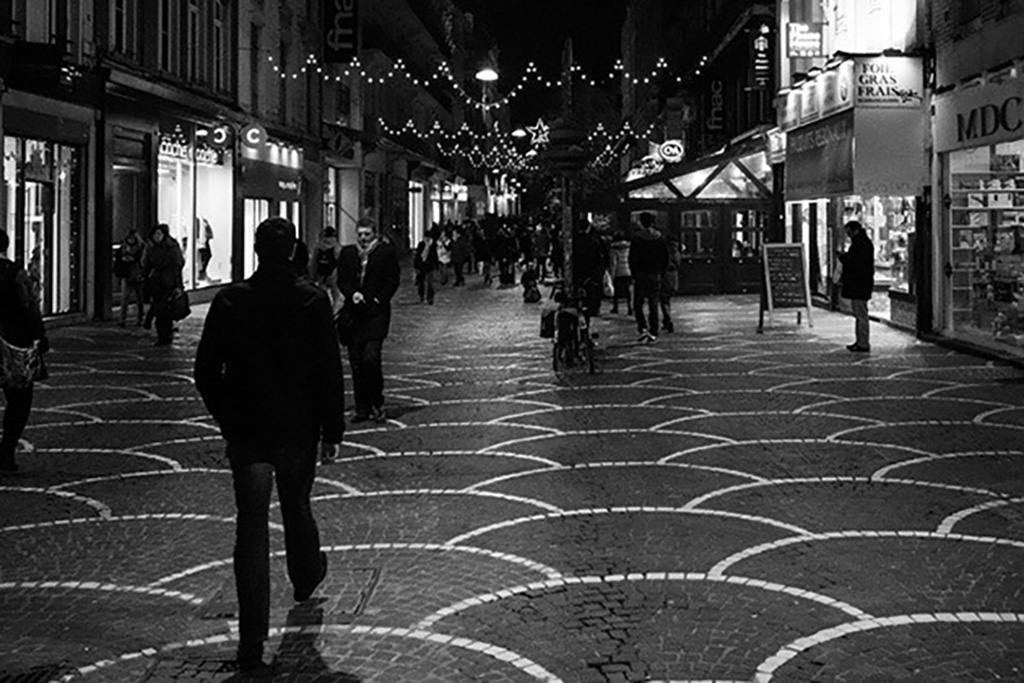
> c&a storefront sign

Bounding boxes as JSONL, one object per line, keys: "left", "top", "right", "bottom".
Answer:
{"left": 934, "top": 75, "right": 1024, "bottom": 152}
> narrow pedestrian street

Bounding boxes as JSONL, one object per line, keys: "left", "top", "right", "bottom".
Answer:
{"left": 2, "top": 273, "right": 1024, "bottom": 683}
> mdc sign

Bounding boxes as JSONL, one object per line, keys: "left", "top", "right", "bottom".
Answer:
{"left": 935, "top": 76, "right": 1024, "bottom": 152}
{"left": 324, "top": 0, "right": 358, "bottom": 64}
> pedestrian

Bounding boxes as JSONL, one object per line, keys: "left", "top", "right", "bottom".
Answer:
{"left": 141, "top": 224, "right": 185, "bottom": 346}
{"left": 573, "top": 219, "right": 606, "bottom": 317}
{"left": 659, "top": 237, "right": 680, "bottom": 333}
{"left": 471, "top": 226, "right": 492, "bottom": 286}
{"left": 521, "top": 261, "right": 541, "bottom": 303}
{"left": 837, "top": 219, "right": 875, "bottom": 352}
{"left": 436, "top": 227, "right": 452, "bottom": 285}
{"left": 337, "top": 217, "right": 400, "bottom": 423}
{"left": 0, "top": 229, "right": 49, "bottom": 474}
{"left": 534, "top": 224, "right": 551, "bottom": 281}
{"left": 311, "top": 226, "right": 342, "bottom": 310}
{"left": 608, "top": 230, "right": 632, "bottom": 315}
{"left": 194, "top": 217, "right": 344, "bottom": 674}
{"left": 116, "top": 228, "right": 146, "bottom": 327}
{"left": 451, "top": 227, "right": 471, "bottom": 287}
{"left": 414, "top": 227, "right": 440, "bottom": 304}
{"left": 629, "top": 212, "right": 669, "bottom": 343}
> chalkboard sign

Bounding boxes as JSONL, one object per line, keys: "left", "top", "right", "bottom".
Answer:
{"left": 759, "top": 243, "right": 812, "bottom": 330}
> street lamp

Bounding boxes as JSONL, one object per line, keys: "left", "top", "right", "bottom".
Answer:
{"left": 474, "top": 66, "right": 499, "bottom": 82}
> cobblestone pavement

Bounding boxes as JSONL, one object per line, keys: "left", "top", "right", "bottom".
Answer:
{"left": 2, "top": 271, "right": 1024, "bottom": 683}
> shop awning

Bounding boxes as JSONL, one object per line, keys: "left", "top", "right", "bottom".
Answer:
{"left": 619, "top": 131, "right": 773, "bottom": 203}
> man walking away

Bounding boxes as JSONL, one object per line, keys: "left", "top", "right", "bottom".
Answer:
{"left": 337, "top": 218, "right": 401, "bottom": 423}
{"left": 629, "top": 212, "right": 669, "bottom": 343}
{"left": 837, "top": 220, "right": 874, "bottom": 352}
{"left": 194, "top": 217, "right": 345, "bottom": 673}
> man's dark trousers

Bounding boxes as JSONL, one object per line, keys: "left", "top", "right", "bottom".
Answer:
{"left": 229, "top": 443, "right": 322, "bottom": 648}
{"left": 633, "top": 276, "right": 661, "bottom": 334}
{"left": 348, "top": 339, "right": 384, "bottom": 415}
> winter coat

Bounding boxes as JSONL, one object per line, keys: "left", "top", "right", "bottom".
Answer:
{"left": 839, "top": 230, "right": 875, "bottom": 301}
{"left": 143, "top": 238, "right": 185, "bottom": 298}
{"left": 194, "top": 265, "right": 345, "bottom": 452}
{"left": 629, "top": 229, "right": 669, "bottom": 283}
{"left": 609, "top": 240, "right": 631, "bottom": 279}
{"left": 337, "top": 240, "right": 401, "bottom": 344}
{"left": 0, "top": 258, "right": 47, "bottom": 350}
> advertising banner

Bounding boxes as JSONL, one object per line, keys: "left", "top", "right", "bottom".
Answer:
{"left": 785, "top": 110, "right": 854, "bottom": 200}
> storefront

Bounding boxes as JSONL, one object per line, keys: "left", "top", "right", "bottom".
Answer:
{"left": 618, "top": 132, "right": 774, "bottom": 294}
{"left": 239, "top": 123, "right": 303, "bottom": 278}
{"left": 933, "top": 70, "right": 1024, "bottom": 357}
{"left": 2, "top": 94, "right": 92, "bottom": 318}
{"left": 156, "top": 119, "right": 235, "bottom": 290}
{"left": 781, "top": 55, "right": 926, "bottom": 326}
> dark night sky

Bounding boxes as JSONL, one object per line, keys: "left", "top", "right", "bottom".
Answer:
{"left": 454, "top": 0, "right": 628, "bottom": 125}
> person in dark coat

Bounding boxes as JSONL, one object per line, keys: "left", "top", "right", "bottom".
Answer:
{"left": 414, "top": 227, "right": 440, "bottom": 304}
{"left": 629, "top": 212, "right": 669, "bottom": 343}
{"left": 141, "top": 224, "right": 185, "bottom": 346}
{"left": 117, "top": 228, "right": 146, "bottom": 327}
{"left": 573, "top": 219, "right": 607, "bottom": 317}
{"left": 194, "top": 217, "right": 345, "bottom": 673}
{"left": 838, "top": 219, "right": 875, "bottom": 352}
{"left": 337, "top": 217, "right": 401, "bottom": 423}
{"left": 0, "top": 229, "right": 48, "bottom": 473}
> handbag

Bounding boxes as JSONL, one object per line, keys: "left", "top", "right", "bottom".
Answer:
{"left": 168, "top": 289, "right": 191, "bottom": 321}
{"left": 831, "top": 260, "right": 844, "bottom": 285}
{"left": 0, "top": 337, "right": 43, "bottom": 389}
{"left": 602, "top": 269, "right": 615, "bottom": 298}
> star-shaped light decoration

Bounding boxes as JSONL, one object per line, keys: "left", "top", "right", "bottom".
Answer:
{"left": 526, "top": 118, "right": 550, "bottom": 147}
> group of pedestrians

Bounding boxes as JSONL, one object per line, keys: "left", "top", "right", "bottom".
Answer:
{"left": 115, "top": 224, "right": 186, "bottom": 346}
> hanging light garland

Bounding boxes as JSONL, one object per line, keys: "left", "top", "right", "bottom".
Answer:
{"left": 267, "top": 54, "right": 676, "bottom": 113}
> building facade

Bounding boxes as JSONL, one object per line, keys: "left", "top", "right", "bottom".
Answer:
{"left": 0, "top": 0, "right": 465, "bottom": 322}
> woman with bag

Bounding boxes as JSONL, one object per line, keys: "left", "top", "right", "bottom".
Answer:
{"left": 142, "top": 224, "right": 185, "bottom": 346}
{"left": 0, "top": 229, "right": 48, "bottom": 473}
{"left": 117, "top": 228, "right": 147, "bottom": 327}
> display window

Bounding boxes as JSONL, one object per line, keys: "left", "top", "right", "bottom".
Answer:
{"left": 2, "top": 137, "right": 85, "bottom": 316}
{"left": 841, "top": 195, "right": 916, "bottom": 293}
{"left": 157, "top": 122, "right": 234, "bottom": 290}
{"left": 947, "top": 139, "right": 1024, "bottom": 350}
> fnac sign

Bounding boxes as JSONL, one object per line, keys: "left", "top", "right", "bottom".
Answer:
{"left": 324, "top": 0, "right": 358, "bottom": 64}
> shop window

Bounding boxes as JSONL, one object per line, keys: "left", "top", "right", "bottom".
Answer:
{"left": 947, "top": 140, "right": 1024, "bottom": 349}
{"left": 3, "top": 137, "right": 84, "bottom": 316}
{"left": 680, "top": 210, "right": 715, "bottom": 258}
{"left": 111, "top": 0, "right": 138, "bottom": 59}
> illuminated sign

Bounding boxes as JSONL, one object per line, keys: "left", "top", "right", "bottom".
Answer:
{"left": 854, "top": 56, "right": 923, "bottom": 108}
{"left": 707, "top": 80, "right": 725, "bottom": 132}
{"left": 658, "top": 140, "right": 685, "bottom": 164}
{"left": 787, "top": 23, "right": 823, "bottom": 58}
{"left": 240, "top": 123, "right": 267, "bottom": 149}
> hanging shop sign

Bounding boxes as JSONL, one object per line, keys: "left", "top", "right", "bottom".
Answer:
{"left": 323, "top": 0, "right": 359, "bottom": 64}
{"left": 854, "top": 56, "right": 923, "bottom": 108}
{"left": 240, "top": 123, "right": 267, "bottom": 149}
{"left": 787, "top": 23, "right": 823, "bottom": 58}
{"left": 934, "top": 74, "right": 1024, "bottom": 152}
{"left": 750, "top": 27, "right": 772, "bottom": 90}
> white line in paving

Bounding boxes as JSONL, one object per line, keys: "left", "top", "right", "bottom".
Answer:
{"left": 0, "top": 486, "right": 112, "bottom": 519}
{"left": 870, "top": 450, "right": 1024, "bottom": 480}
{"left": 937, "top": 497, "right": 1024, "bottom": 534}
{"left": 709, "top": 530, "right": 1024, "bottom": 578}
{"left": 446, "top": 507, "right": 810, "bottom": 546}
{"left": 681, "top": 476, "right": 1003, "bottom": 513}
{"left": 464, "top": 461, "right": 766, "bottom": 493}
{"left": 311, "top": 488, "right": 564, "bottom": 514}
{"left": 828, "top": 419, "right": 1024, "bottom": 442}
{"left": 32, "top": 447, "right": 184, "bottom": 472}
{"left": 794, "top": 395, "right": 1004, "bottom": 416}
{"left": 0, "top": 580, "right": 202, "bottom": 604}
{"left": 414, "top": 571, "right": 871, "bottom": 631}
{"left": 0, "top": 512, "right": 237, "bottom": 534}
{"left": 753, "top": 612, "right": 1024, "bottom": 682}
{"left": 51, "top": 467, "right": 228, "bottom": 490}
{"left": 331, "top": 449, "right": 561, "bottom": 468}
{"left": 60, "top": 624, "right": 565, "bottom": 683}
{"left": 657, "top": 438, "right": 932, "bottom": 464}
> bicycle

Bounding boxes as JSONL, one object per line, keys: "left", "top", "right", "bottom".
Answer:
{"left": 546, "top": 279, "right": 596, "bottom": 374}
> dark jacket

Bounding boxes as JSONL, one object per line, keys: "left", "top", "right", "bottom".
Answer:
{"left": 194, "top": 265, "right": 345, "bottom": 450}
{"left": 839, "top": 230, "right": 875, "bottom": 300}
{"left": 629, "top": 229, "right": 669, "bottom": 282}
{"left": 143, "top": 238, "right": 185, "bottom": 295}
{"left": 414, "top": 238, "right": 439, "bottom": 272}
{"left": 337, "top": 240, "right": 401, "bottom": 343}
{"left": 0, "top": 259, "right": 47, "bottom": 350}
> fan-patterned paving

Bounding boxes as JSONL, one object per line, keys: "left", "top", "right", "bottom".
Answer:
{"left": 1, "top": 284, "right": 1022, "bottom": 682}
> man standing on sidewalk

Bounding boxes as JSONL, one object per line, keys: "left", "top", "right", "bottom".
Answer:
{"left": 837, "top": 219, "right": 875, "bottom": 352}
{"left": 629, "top": 212, "right": 669, "bottom": 343}
{"left": 194, "top": 217, "right": 345, "bottom": 673}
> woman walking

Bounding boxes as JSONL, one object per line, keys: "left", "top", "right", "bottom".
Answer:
{"left": 0, "top": 229, "right": 49, "bottom": 472}
{"left": 142, "top": 224, "right": 185, "bottom": 346}
{"left": 117, "top": 228, "right": 147, "bottom": 327}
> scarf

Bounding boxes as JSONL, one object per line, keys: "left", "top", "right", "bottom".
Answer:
{"left": 357, "top": 239, "right": 378, "bottom": 286}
